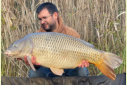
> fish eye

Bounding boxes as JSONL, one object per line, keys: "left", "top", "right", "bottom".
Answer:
{"left": 13, "top": 44, "right": 17, "bottom": 48}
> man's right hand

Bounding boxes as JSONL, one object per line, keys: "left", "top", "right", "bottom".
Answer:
{"left": 24, "top": 56, "right": 40, "bottom": 65}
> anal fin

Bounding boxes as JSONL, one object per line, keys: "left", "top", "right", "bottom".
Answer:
{"left": 50, "top": 67, "right": 64, "bottom": 76}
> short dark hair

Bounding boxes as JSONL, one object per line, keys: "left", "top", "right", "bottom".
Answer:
{"left": 36, "top": 2, "right": 58, "bottom": 15}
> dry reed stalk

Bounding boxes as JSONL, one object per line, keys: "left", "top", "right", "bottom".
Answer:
{"left": 1, "top": 0, "right": 125, "bottom": 77}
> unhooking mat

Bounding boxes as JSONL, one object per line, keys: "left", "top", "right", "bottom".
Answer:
{"left": 1, "top": 73, "right": 126, "bottom": 85}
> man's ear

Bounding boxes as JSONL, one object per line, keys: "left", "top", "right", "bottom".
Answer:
{"left": 53, "top": 12, "right": 58, "bottom": 20}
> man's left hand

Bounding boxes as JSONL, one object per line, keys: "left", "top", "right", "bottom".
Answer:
{"left": 78, "top": 60, "right": 89, "bottom": 68}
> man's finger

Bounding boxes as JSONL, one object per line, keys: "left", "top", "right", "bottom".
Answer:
{"left": 31, "top": 56, "right": 40, "bottom": 65}
{"left": 31, "top": 56, "right": 36, "bottom": 64}
{"left": 78, "top": 60, "right": 90, "bottom": 68}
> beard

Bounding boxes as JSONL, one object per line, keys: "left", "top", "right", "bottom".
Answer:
{"left": 41, "top": 22, "right": 56, "bottom": 32}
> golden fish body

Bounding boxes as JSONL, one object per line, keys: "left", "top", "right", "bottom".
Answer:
{"left": 31, "top": 33, "right": 100, "bottom": 68}
{"left": 5, "top": 32, "right": 122, "bottom": 80}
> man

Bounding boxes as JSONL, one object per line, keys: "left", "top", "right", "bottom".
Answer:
{"left": 25, "top": 2, "right": 89, "bottom": 77}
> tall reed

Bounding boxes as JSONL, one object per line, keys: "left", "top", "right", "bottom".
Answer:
{"left": 1, "top": 0, "right": 126, "bottom": 77}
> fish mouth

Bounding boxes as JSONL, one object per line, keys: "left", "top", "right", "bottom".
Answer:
{"left": 4, "top": 50, "right": 13, "bottom": 56}
{"left": 4, "top": 50, "right": 22, "bottom": 58}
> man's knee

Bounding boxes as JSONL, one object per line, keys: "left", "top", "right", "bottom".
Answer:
{"left": 78, "top": 67, "right": 89, "bottom": 76}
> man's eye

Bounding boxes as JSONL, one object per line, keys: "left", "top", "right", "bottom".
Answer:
{"left": 38, "top": 18, "right": 42, "bottom": 20}
{"left": 43, "top": 17, "right": 47, "bottom": 19}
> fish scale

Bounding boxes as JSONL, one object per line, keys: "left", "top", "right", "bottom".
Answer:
{"left": 31, "top": 33, "right": 101, "bottom": 68}
{"left": 5, "top": 32, "right": 122, "bottom": 80}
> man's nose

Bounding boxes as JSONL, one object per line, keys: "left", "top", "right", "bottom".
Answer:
{"left": 41, "top": 20, "right": 45, "bottom": 24}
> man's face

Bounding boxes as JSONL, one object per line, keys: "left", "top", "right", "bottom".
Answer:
{"left": 38, "top": 8, "right": 58, "bottom": 32}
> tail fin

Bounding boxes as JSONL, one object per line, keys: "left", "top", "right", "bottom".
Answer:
{"left": 95, "top": 52, "right": 123, "bottom": 80}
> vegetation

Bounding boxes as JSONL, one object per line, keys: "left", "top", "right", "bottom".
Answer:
{"left": 1, "top": 0, "right": 126, "bottom": 77}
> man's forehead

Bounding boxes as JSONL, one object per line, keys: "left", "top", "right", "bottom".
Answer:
{"left": 38, "top": 8, "right": 50, "bottom": 17}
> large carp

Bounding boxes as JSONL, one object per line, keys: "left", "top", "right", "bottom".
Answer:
{"left": 5, "top": 32, "right": 122, "bottom": 80}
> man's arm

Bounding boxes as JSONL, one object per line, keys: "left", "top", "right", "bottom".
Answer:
{"left": 63, "top": 26, "right": 80, "bottom": 38}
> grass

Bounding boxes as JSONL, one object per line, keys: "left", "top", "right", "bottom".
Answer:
{"left": 1, "top": 0, "right": 126, "bottom": 77}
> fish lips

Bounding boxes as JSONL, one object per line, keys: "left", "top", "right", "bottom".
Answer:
{"left": 4, "top": 50, "right": 17, "bottom": 57}
{"left": 4, "top": 50, "right": 12, "bottom": 56}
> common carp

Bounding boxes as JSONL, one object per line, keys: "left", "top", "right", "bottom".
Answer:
{"left": 5, "top": 32, "right": 122, "bottom": 80}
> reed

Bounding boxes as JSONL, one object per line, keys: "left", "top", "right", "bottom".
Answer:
{"left": 1, "top": 0, "right": 126, "bottom": 77}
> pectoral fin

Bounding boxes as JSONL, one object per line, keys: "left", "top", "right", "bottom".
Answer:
{"left": 50, "top": 67, "right": 64, "bottom": 76}
{"left": 27, "top": 56, "right": 36, "bottom": 71}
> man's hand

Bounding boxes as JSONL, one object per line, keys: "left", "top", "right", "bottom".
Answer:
{"left": 24, "top": 56, "right": 40, "bottom": 65}
{"left": 78, "top": 60, "right": 89, "bottom": 68}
